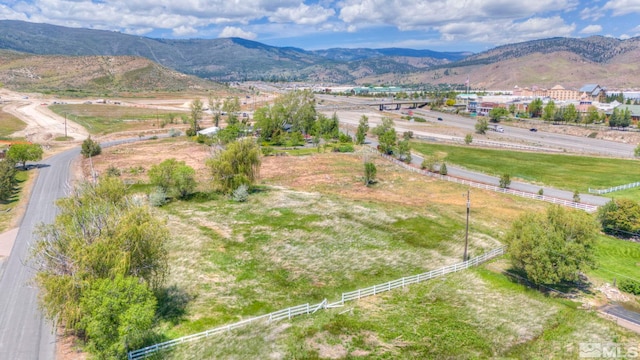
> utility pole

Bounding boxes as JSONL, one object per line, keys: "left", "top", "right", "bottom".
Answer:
{"left": 64, "top": 113, "right": 67, "bottom": 138}
{"left": 464, "top": 189, "right": 470, "bottom": 261}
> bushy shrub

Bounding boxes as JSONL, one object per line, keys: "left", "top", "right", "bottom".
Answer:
{"left": 261, "top": 146, "right": 275, "bottom": 156}
{"left": 619, "top": 278, "right": 640, "bottom": 295}
{"left": 338, "top": 132, "right": 352, "bottom": 143}
{"left": 333, "top": 144, "right": 354, "bottom": 153}
{"left": 232, "top": 184, "right": 249, "bottom": 202}
{"left": 499, "top": 173, "right": 511, "bottom": 188}
{"left": 81, "top": 137, "right": 101, "bottom": 158}
{"left": 439, "top": 162, "right": 448, "bottom": 175}
{"left": 168, "top": 128, "right": 181, "bottom": 137}
{"left": 149, "top": 187, "right": 168, "bottom": 207}
{"left": 105, "top": 165, "right": 121, "bottom": 177}
{"left": 412, "top": 116, "right": 426, "bottom": 122}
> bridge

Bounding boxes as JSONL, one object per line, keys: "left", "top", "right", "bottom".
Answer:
{"left": 368, "top": 99, "right": 433, "bottom": 111}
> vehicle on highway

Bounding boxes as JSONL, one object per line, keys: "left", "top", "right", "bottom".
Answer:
{"left": 488, "top": 124, "right": 504, "bottom": 132}
{"left": 530, "top": 128, "right": 538, "bottom": 132}
{"left": 437, "top": 117, "right": 443, "bottom": 121}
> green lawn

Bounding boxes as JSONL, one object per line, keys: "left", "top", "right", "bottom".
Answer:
{"left": 589, "top": 235, "right": 640, "bottom": 285}
{"left": 0, "top": 107, "right": 27, "bottom": 137}
{"left": 411, "top": 141, "right": 640, "bottom": 193}
{"left": 49, "top": 104, "right": 187, "bottom": 135}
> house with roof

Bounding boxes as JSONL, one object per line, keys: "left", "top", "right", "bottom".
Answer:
{"left": 579, "top": 84, "right": 606, "bottom": 103}
{"left": 605, "top": 104, "right": 640, "bottom": 122}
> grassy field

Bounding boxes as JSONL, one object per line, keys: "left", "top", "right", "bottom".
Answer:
{"left": 411, "top": 141, "right": 640, "bottom": 193}
{"left": 165, "top": 268, "right": 638, "bottom": 359}
{"left": 0, "top": 170, "right": 30, "bottom": 233}
{"left": 75, "top": 141, "right": 640, "bottom": 358}
{"left": 589, "top": 235, "right": 640, "bottom": 286}
{"left": 0, "top": 107, "right": 27, "bottom": 137}
{"left": 49, "top": 104, "right": 188, "bottom": 135}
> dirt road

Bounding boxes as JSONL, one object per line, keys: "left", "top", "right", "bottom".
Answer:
{"left": 0, "top": 89, "right": 88, "bottom": 143}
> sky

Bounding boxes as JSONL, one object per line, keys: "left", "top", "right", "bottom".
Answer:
{"left": 1, "top": 0, "right": 639, "bottom": 53}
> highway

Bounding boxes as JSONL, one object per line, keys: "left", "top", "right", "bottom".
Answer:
{"left": 316, "top": 94, "right": 637, "bottom": 158}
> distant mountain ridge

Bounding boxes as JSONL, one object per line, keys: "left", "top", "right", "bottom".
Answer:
{"left": 0, "top": 20, "right": 468, "bottom": 82}
{"left": 1, "top": 20, "right": 639, "bottom": 89}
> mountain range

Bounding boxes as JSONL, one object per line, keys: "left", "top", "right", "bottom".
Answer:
{"left": 0, "top": 20, "right": 639, "bottom": 91}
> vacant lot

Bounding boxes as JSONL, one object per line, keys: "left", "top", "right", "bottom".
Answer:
{"left": 78, "top": 137, "right": 640, "bottom": 359}
{"left": 49, "top": 104, "right": 189, "bottom": 135}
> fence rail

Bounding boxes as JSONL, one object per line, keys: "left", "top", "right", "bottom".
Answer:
{"left": 378, "top": 153, "right": 598, "bottom": 213}
{"left": 330, "top": 247, "right": 504, "bottom": 306}
{"left": 128, "top": 247, "right": 505, "bottom": 359}
{"left": 589, "top": 181, "right": 640, "bottom": 195}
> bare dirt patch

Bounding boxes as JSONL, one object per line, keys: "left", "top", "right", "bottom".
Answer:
{"left": 81, "top": 138, "right": 212, "bottom": 184}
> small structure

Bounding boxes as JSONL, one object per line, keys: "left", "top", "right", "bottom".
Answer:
{"left": 197, "top": 126, "right": 220, "bottom": 136}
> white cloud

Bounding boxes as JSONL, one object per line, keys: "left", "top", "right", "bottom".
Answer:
{"left": 173, "top": 25, "right": 198, "bottom": 37}
{"left": 438, "top": 16, "right": 575, "bottom": 44}
{"left": 218, "top": 26, "right": 257, "bottom": 40}
{"left": 580, "top": 6, "right": 605, "bottom": 21}
{"left": 269, "top": 4, "right": 335, "bottom": 25}
{"left": 602, "top": 0, "right": 640, "bottom": 16}
{"left": 338, "top": 0, "right": 579, "bottom": 29}
{"left": 580, "top": 24, "right": 602, "bottom": 34}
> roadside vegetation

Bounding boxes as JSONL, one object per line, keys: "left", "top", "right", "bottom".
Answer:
{"left": 411, "top": 141, "right": 640, "bottom": 194}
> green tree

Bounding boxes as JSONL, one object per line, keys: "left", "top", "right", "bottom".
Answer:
{"left": 81, "top": 137, "right": 102, "bottom": 158}
{"left": 206, "top": 138, "right": 261, "bottom": 194}
{"left": 563, "top": 104, "right": 579, "bottom": 123}
{"left": 584, "top": 106, "right": 600, "bottom": 126}
{"left": 528, "top": 98, "right": 543, "bottom": 118}
{"left": 0, "top": 159, "right": 17, "bottom": 201}
{"left": 464, "top": 133, "right": 473, "bottom": 144}
{"left": 188, "top": 98, "right": 204, "bottom": 136}
{"left": 505, "top": 205, "right": 598, "bottom": 285}
{"left": 355, "top": 115, "right": 369, "bottom": 145}
{"left": 396, "top": 140, "right": 411, "bottom": 163}
{"left": 254, "top": 91, "right": 317, "bottom": 141}
{"left": 373, "top": 117, "right": 397, "bottom": 155}
{"left": 488, "top": 107, "right": 509, "bottom": 122}
{"left": 79, "top": 275, "right": 157, "bottom": 359}
{"left": 475, "top": 118, "right": 489, "bottom": 134}
{"left": 635, "top": 143, "right": 640, "bottom": 158}
{"left": 31, "top": 176, "right": 169, "bottom": 330}
{"left": 208, "top": 94, "right": 222, "bottom": 127}
{"left": 542, "top": 100, "right": 556, "bottom": 122}
{"left": 7, "top": 143, "right": 43, "bottom": 169}
{"left": 499, "top": 173, "right": 511, "bottom": 188}
{"left": 439, "top": 162, "right": 448, "bottom": 175}
{"left": 148, "top": 158, "right": 197, "bottom": 199}
{"left": 223, "top": 97, "right": 241, "bottom": 126}
{"left": 598, "top": 198, "right": 640, "bottom": 237}
{"left": 364, "top": 161, "right": 376, "bottom": 186}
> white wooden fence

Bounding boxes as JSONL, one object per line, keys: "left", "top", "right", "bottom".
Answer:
{"left": 128, "top": 247, "right": 505, "bottom": 359}
{"left": 589, "top": 181, "right": 640, "bottom": 195}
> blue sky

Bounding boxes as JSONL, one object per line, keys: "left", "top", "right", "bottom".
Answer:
{"left": 1, "top": 0, "right": 639, "bottom": 53}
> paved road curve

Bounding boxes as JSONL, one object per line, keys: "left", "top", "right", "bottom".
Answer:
{"left": 0, "top": 147, "right": 80, "bottom": 360}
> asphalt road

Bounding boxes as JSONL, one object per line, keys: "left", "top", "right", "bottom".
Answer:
{"left": 316, "top": 94, "right": 637, "bottom": 158}
{"left": 0, "top": 147, "right": 79, "bottom": 360}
